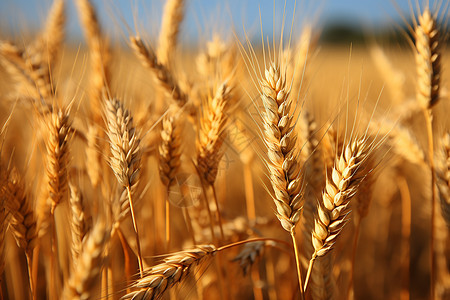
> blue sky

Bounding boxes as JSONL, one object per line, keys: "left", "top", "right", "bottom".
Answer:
{"left": 0, "top": 0, "right": 417, "bottom": 42}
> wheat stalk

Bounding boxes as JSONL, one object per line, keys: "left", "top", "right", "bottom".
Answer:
{"left": 104, "top": 98, "right": 144, "bottom": 277}
{"left": 415, "top": 9, "right": 442, "bottom": 299}
{"left": 259, "top": 60, "right": 305, "bottom": 298}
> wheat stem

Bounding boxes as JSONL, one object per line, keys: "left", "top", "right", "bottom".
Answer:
{"left": 127, "top": 186, "right": 144, "bottom": 278}
{"left": 291, "top": 230, "right": 305, "bottom": 300}
{"left": 423, "top": 109, "right": 436, "bottom": 299}
{"left": 399, "top": 176, "right": 411, "bottom": 300}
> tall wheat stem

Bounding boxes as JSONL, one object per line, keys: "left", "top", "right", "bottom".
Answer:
{"left": 126, "top": 186, "right": 144, "bottom": 278}
{"left": 291, "top": 229, "right": 305, "bottom": 300}
{"left": 423, "top": 109, "right": 436, "bottom": 299}
{"left": 399, "top": 176, "right": 411, "bottom": 300}
{"left": 165, "top": 189, "right": 171, "bottom": 250}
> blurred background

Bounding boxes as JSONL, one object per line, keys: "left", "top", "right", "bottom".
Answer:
{"left": 0, "top": 0, "right": 442, "bottom": 46}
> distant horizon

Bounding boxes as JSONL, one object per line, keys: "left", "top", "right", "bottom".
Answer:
{"left": 0, "top": 0, "right": 437, "bottom": 44}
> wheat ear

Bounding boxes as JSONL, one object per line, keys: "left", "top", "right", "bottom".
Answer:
{"left": 157, "top": 0, "right": 185, "bottom": 68}
{"left": 196, "top": 82, "right": 231, "bottom": 185}
{"left": 32, "top": 0, "right": 65, "bottom": 67}
{"left": 415, "top": 9, "right": 441, "bottom": 299}
{"left": 75, "top": 0, "right": 111, "bottom": 123}
{"left": 130, "top": 36, "right": 187, "bottom": 108}
{"left": 304, "top": 137, "right": 369, "bottom": 292}
{"left": 159, "top": 110, "right": 183, "bottom": 250}
{"left": 104, "top": 98, "right": 144, "bottom": 277}
{"left": 159, "top": 111, "right": 182, "bottom": 188}
{"left": 259, "top": 61, "right": 305, "bottom": 298}
{"left": 44, "top": 107, "right": 71, "bottom": 214}
{"left": 121, "top": 245, "right": 216, "bottom": 300}
{"left": 62, "top": 220, "right": 110, "bottom": 299}
{"left": 0, "top": 41, "right": 54, "bottom": 100}
{"left": 415, "top": 9, "right": 441, "bottom": 109}
{"left": 69, "top": 183, "right": 89, "bottom": 262}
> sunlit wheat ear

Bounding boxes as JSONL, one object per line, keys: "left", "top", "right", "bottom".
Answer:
{"left": 75, "top": 0, "right": 111, "bottom": 123}
{"left": 121, "top": 245, "right": 216, "bottom": 300}
{"left": 260, "top": 61, "right": 304, "bottom": 232}
{"left": 4, "top": 168, "right": 38, "bottom": 257}
{"left": 31, "top": 0, "right": 65, "bottom": 67}
{"left": 104, "top": 98, "right": 141, "bottom": 190}
{"left": 0, "top": 41, "right": 54, "bottom": 100}
{"left": 69, "top": 183, "right": 89, "bottom": 262}
{"left": 415, "top": 9, "right": 441, "bottom": 109}
{"left": 311, "top": 137, "right": 369, "bottom": 259}
{"left": 196, "top": 82, "right": 232, "bottom": 185}
{"left": 437, "top": 133, "right": 450, "bottom": 227}
{"left": 130, "top": 36, "right": 188, "bottom": 108}
{"left": 44, "top": 107, "right": 72, "bottom": 214}
{"left": 62, "top": 220, "right": 110, "bottom": 299}
{"left": 159, "top": 110, "right": 183, "bottom": 188}
{"left": 157, "top": 0, "right": 185, "bottom": 68}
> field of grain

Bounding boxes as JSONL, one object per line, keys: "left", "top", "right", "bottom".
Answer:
{"left": 0, "top": 0, "right": 449, "bottom": 299}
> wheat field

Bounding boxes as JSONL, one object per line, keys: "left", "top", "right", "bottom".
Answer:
{"left": 0, "top": 0, "right": 449, "bottom": 299}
